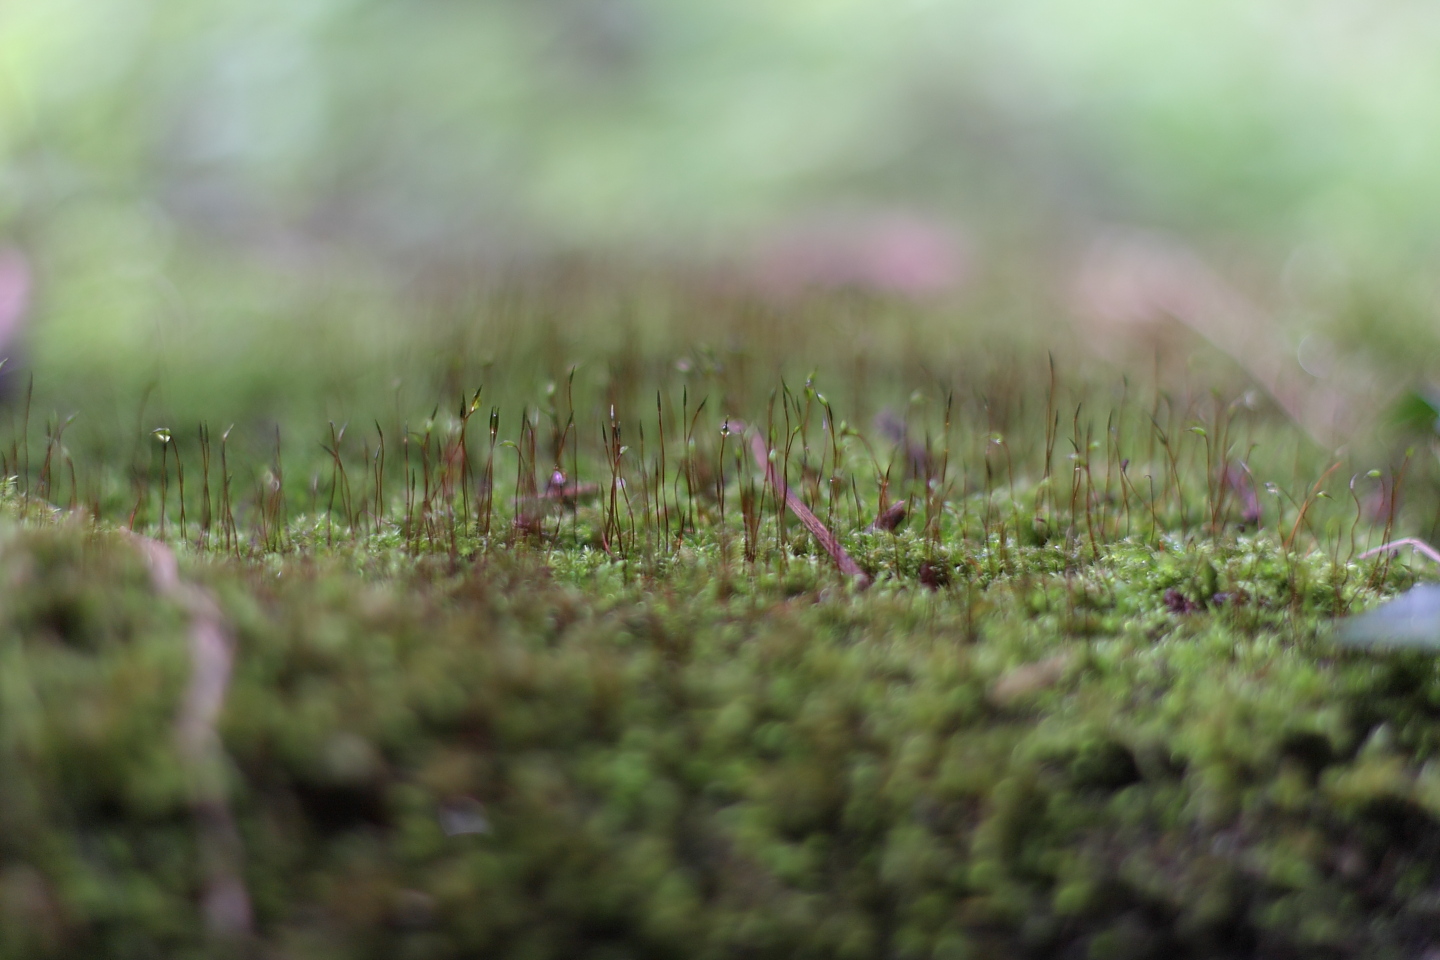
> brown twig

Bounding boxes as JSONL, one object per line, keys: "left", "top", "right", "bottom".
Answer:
{"left": 737, "top": 421, "right": 870, "bottom": 587}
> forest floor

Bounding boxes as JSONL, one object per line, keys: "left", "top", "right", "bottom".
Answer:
{"left": 4, "top": 275, "right": 1440, "bottom": 960}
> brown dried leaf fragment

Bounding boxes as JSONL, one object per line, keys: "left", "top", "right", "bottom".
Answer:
{"left": 870, "top": 499, "right": 908, "bottom": 532}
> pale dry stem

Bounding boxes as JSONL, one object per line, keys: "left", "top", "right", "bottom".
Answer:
{"left": 128, "top": 533, "right": 253, "bottom": 942}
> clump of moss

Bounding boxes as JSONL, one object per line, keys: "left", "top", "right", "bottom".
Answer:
{"left": 1, "top": 514, "right": 1439, "bottom": 959}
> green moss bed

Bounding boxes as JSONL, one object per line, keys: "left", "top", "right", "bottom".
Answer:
{"left": 2, "top": 517, "right": 1439, "bottom": 960}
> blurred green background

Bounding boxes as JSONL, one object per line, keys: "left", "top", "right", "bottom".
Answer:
{"left": 3, "top": 0, "right": 1440, "bottom": 421}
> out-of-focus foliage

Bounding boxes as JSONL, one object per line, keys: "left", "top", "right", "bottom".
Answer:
{"left": 6, "top": 0, "right": 1440, "bottom": 253}
{"left": 7, "top": 0, "right": 1440, "bottom": 421}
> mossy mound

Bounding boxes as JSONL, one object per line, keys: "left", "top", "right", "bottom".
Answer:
{"left": 2, "top": 522, "right": 1439, "bottom": 959}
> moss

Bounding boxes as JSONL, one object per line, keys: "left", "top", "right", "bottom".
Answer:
{"left": 0, "top": 486, "right": 1437, "bottom": 960}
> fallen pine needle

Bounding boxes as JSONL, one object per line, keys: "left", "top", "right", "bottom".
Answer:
{"left": 735, "top": 422, "right": 871, "bottom": 587}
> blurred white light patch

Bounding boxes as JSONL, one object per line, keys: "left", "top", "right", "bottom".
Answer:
{"left": 1296, "top": 333, "right": 1335, "bottom": 380}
